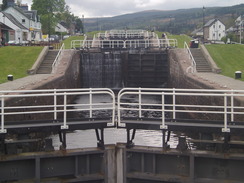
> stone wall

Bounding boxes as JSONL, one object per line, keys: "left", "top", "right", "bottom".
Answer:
{"left": 4, "top": 50, "right": 81, "bottom": 122}
{"left": 168, "top": 49, "right": 243, "bottom": 122}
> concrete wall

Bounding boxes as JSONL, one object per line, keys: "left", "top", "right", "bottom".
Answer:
{"left": 5, "top": 50, "right": 81, "bottom": 122}
{"left": 168, "top": 48, "right": 243, "bottom": 121}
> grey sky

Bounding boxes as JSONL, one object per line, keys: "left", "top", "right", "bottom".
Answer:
{"left": 15, "top": 0, "right": 244, "bottom": 18}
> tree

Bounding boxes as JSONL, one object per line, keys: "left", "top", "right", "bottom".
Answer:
{"left": 2, "top": 0, "right": 8, "bottom": 10}
{"left": 31, "top": 0, "right": 67, "bottom": 34}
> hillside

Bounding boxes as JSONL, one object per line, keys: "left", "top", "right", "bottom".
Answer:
{"left": 84, "top": 4, "right": 244, "bottom": 34}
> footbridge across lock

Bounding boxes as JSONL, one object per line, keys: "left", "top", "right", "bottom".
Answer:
{"left": 71, "top": 29, "right": 177, "bottom": 49}
{"left": 1, "top": 88, "right": 244, "bottom": 183}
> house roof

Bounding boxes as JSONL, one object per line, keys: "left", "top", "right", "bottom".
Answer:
{"left": 204, "top": 19, "right": 225, "bottom": 27}
{"left": 191, "top": 28, "right": 203, "bottom": 35}
{"left": 2, "top": 12, "right": 28, "bottom": 30}
{"left": 6, "top": 6, "right": 38, "bottom": 21}
{"left": 0, "top": 22, "right": 14, "bottom": 31}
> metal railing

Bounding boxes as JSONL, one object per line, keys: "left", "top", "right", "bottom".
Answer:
{"left": 71, "top": 39, "right": 178, "bottom": 49}
{"left": 118, "top": 88, "right": 244, "bottom": 132}
{"left": 0, "top": 88, "right": 115, "bottom": 133}
{"left": 52, "top": 43, "right": 65, "bottom": 73}
{"left": 1, "top": 88, "right": 243, "bottom": 134}
{"left": 184, "top": 41, "right": 196, "bottom": 73}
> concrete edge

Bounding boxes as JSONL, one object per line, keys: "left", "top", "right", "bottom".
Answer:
{"left": 200, "top": 45, "right": 221, "bottom": 74}
{"left": 27, "top": 46, "right": 49, "bottom": 75}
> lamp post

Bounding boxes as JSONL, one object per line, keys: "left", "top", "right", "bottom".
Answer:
{"left": 202, "top": 6, "right": 206, "bottom": 43}
{"left": 240, "top": 15, "right": 242, "bottom": 44}
{"left": 82, "top": 15, "right": 85, "bottom": 34}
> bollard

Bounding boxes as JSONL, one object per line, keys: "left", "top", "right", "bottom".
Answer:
{"left": 7, "top": 74, "right": 13, "bottom": 81}
{"left": 235, "top": 71, "right": 242, "bottom": 79}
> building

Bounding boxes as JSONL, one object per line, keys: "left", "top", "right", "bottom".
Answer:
{"left": 1, "top": 5, "right": 42, "bottom": 44}
{"left": 235, "top": 15, "right": 243, "bottom": 41}
{"left": 203, "top": 19, "right": 226, "bottom": 41}
{"left": 0, "top": 11, "right": 29, "bottom": 45}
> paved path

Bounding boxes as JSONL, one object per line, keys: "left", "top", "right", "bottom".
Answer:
{"left": 195, "top": 73, "right": 244, "bottom": 90}
{"left": 0, "top": 74, "right": 51, "bottom": 90}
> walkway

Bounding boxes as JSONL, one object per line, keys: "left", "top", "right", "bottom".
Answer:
{"left": 195, "top": 72, "right": 244, "bottom": 90}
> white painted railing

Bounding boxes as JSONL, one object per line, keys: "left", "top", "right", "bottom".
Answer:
{"left": 1, "top": 88, "right": 243, "bottom": 134}
{"left": 184, "top": 41, "right": 196, "bottom": 73}
{"left": 71, "top": 39, "right": 177, "bottom": 49}
{"left": 52, "top": 43, "right": 65, "bottom": 73}
{"left": 0, "top": 88, "right": 115, "bottom": 133}
{"left": 118, "top": 88, "right": 244, "bottom": 132}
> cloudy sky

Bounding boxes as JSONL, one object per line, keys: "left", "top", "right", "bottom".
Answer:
{"left": 10, "top": 0, "right": 244, "bottom": 18}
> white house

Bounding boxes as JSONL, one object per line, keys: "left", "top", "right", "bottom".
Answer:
{"left": 235, "top": 15, "right": 243, "bottom": 41}
{"left": 3, "top": 6, "right": 42, "bottom": 43}
{"left": 0, "top": 11, "right": 29, "bottom": 44}
{"left": 203, "top": 19, "right": 226, "bottom": 41}
{"left": 55, "top": 22, "right": 69, "bottom": 33}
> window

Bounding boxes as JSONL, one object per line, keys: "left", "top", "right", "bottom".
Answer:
{"left": 219, "top": 33, "right": 221, "bottom": 37}
{"left": 22, "top": 19, "right": 25, "bottom": 23}
{"left": 219, "top": 24, "right": 221, "bottom": 28}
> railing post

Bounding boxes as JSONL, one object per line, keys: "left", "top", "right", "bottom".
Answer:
{"left": 1, "top": 96, "right": 6, "bottom": 133}
{"left": 173, "top": 88, "right": 176, "bottom": 120}
{"left": 139, "top": 88, "right": 142, "bottom": 118}
{"left": 231, "top": 90, "right": 234, "bottom": 122}
{"left": 54, "top": 89, "right": 57, "bottom": 120}
{"left": 89, "top": 88, "right": 92, "bottom": 118}
{"left": 222, "top": 93, "right": 230, "bottom": 132}
{"left": 61, "top": 92, "right": 69, "bottom": 129}
{"left": 160, "top": 92, "right": 167, "bottom": 130}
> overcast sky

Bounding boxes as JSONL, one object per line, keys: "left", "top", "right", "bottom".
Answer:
{"left": 10, "top": 0, "right": 244, "bottom": 18}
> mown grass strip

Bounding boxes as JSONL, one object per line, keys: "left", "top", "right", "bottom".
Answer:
{"left": 0, "top": 46, "right": 43, "bottom": 84}
{"left": 205, "top": 44, "right": 244, "bottom": 81}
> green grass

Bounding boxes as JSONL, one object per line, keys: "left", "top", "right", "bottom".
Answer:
{"left": 62, "top": 36, "right": 84, "bottom": 49}
{"left": 156, "top": 32, "right": 192, "bottom": 48}
{"left": 0, "top": 46, "right": 43, "bottom": 84}
{"left": 205, "top": 44, "right": 244, "bottom": 81}
{"left": 167, "top": 33, "right": 192, "bottom": 48}
{"left": 62, "top": 31, "right": 105, "bottom": 49}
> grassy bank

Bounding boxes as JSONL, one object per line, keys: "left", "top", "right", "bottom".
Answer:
{"left": 205, "top": 44, "right": 244, "bottom": 81}
{"left": 167, "top": 34, "right": 192, "bottom": 48}
{"left": 0, "top": 46, "right": 43, "bottom": 84}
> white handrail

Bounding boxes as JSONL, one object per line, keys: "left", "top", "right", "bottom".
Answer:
{"left": 117, "top": 88, "right": 244, "bottom": 132}
{"left": 184, "top": 41, "right": 196, "bottom": 73}
{"left": 52, "top": 43, "right": 65, "bottom": 73}
{"left": 71, "top": 39, "right": 178, "bottom": 49}
{"left": 0, "top": 88, "right": 115, "bottom": 133}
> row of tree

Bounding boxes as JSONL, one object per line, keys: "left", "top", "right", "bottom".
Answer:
{"left": 31, "top": 0, "right": 83, "bottom": 35}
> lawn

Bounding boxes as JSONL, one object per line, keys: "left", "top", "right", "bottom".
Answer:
{"left": 0, "top": 46, "right": 43, "bottom": 84}
{"left": 167, "top": 33, "right": 192, "bottom": 48}
{"left": 156, "top": 32, "right": 192, "bottom": 48}
{"left": 62, "top": 35, "right": 84, "bottom": 49}
{"left": 205, "top": 44, "right": 244, "bottom": 81}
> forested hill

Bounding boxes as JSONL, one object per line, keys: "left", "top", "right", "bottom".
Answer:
{"left": 84, "top": 4, "right": 244, "bottom": 34}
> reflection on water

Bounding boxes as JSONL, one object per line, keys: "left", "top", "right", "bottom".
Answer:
{"left": 51, "top": 128, "right": 179, "bottom": 150}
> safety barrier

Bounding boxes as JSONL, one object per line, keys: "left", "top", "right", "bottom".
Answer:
{"left": 52, "top": 43, "right": 65, "bottom": 73}
{"left": 71, "top": 39, "right": 177, "bottom": 49}
{"left": 184, "top": 41, "right": 196, "bottom": 73}
{"left": 1, "top": 88, "right": 244, "bottom": 134}
{"left": 0, "top": 88, "right": 115, "bottom": 133}
{"left": 118, "top": 88, "right": 244, "bottom": 132}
